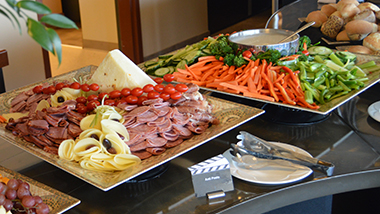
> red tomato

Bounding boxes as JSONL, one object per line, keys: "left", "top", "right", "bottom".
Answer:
{"left": 47, "top": 86, "right": 56, "bottom": 94}
{"left": 87, "top": 100, "right": 100, "bottom": 111}
{"left": 175, "top": 84, "right": 188, "bottom": 92}
{"left": 55, "top": 82, "right": 65, "bottom": 91}
{"left": 154, "top": 77, "right": 164, "bottom": 84}
{"left": 70, "top": 82, "right": 81, "bottom": 89}
{"left": 76, "top": 105, "right": 88, "bottom": 114}
{"left": 121, "top": 88, "right": 131, "bottom": 97}
{"left": 154, "top": 84, "right": 164, "bottom": 93}
{"left": 76, "top": 96, "right": 87, "bottom": 104}
{"left": 170, "top": 91, "right": 182, "bottom": 100}
{"left": 163, "top": 74, "right": 175, "bottom": 82}
{"left": 159, "top": 93, "right": 170, "bottom": 101}
{"left": 242, "top": 50, "right": 252, "bottom": 58}
{"left": 80, "top": 83, "right": 90, "bottom": 92}
{"left": 147, "top": 91, "right": 160, "bottom": 99}
{"left": 143, "top": 84, "right": 154, "bottom": 93}
{"left": 87, "top": 95, "right": 98, "bottom": 102}
{"left": 104, "top": 99, "right": 116, "bottom": 106}
{"left": 163, "top": 85, "right": 176, "bottom": 94}
{"left": 131, "top": 87, "right": 143, "bottom": 97}
{"left": 116, "top": 98, "right": 128, "bottom": 106}
{"left": 98, "top": 92, "right": 109, "bottom": 101}
{"left": 137, "top": 96, "right": 148, "bottom": 106}
{"left": 302, "top": 50, "right": 309, "bottom": 56}
{"left": 125, "top": 95, "right": 138, "bottom": 104}
{"left": 109, "top": 90, "right": 121, "bottom": 99}
{"left": 33, "top": 85, "right": 43, "bottom": 94}
{"left": 89, "top": 83, "right": 100, "bottom": 91}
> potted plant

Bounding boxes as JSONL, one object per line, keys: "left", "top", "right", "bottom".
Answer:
{"left": 0, "top": 0, "right": 78, "bottom": 65}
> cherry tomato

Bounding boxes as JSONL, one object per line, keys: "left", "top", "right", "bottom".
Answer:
{"left": 125, "top": 95, "right": 138, "bottom": 104}
{"left": 170, "top": 91, "right": 182, "bottom": 100}
{"left": 109, "top": 90, "right": 121, "bottom": 99}
{"left": 70, "top": 82, "right": 81, "bottom": 89}
{"left": 159, "top": 93, "right": 170, "bottom": 101}
{"left": 55, "top": 82, "right": 65, "bottom": 91}
{"left": 163, "top": 74, "right": 175, "bottom": 82}
{"left": 47, "top": 85, "right": 56, "bottom": 94}
{"left": 33, "top": 85, "right": 43, "bottom": 94}
{"left": 121, "top": 88, "right": 131, "bottom": 97}
{"left": 154, "top": 77, "right": 164, "bottom": 84}
{"left": 116, "top": 98, "right": 128, "bottom": 106}
{"left": 302, "top": 50, "right": 310, "bottom": 56}
{"left": 87, "top": 100, "right": 100, "bottom": 111}
{"left": 87, "top": 95, "right": 98, "bottom": 102}
{"left": 80, "top": 83, "right": 90, "bottom": 92}
{"left": 163, "top": 85, "right": 176, "bottom": 94}
{"left": 76, "top": 96, "right": 87, "bottom": 104}
{"left": 76, "top": 105, "right": 88, "bottom": 114}
{"left": 154, "top": 84, "right": 164, "bottom": 93}
{"left": 166, "top": 83, "right": 174, "bottom": 88}
{"left": 89, "top": 83, "right": 100, "bottom": 91}
{"left": 98, "top": 92, "right": 109, "bottom": 101}
{"left": 104, "top": 99, "right": 116, "bottom": 106}
{"left": 143, "top": 84, "right": 154, "bottom": 93}
{"left": 175, "top": 84, "right": 188, "bottom": 92}
{"left": 42, "top": 87, "right": 50, "bottom": 94}
{"left": 131, "top": 87, "right": 143, "bottom": 97}
{"left": 137, "top": 96, "right": 148, "bottom": 106}
{"left": 147, "top": 91, "right": 160, "bottom": 99}
{"left": 242, "top": 50, "right": 252, "bottom": 58}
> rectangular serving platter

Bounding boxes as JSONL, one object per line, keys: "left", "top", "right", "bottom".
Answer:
{"left": 140, "top": 51, "right": 380, "bottom": 115}
{"left": 0, "top": 165, "right": 80, "bottom": 213}
{"left": 0, "top": 65, "right": 265, "bottom": 191}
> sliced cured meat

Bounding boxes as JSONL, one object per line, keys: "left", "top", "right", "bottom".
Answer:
{"left": 27, "top": 120, "right": 49, "bottom": 135}
{"left": 142, "top": 98, "right": 163, "bottom": 106}
{"left": 129, "top": 140, "right": 148, "bottom": 152}
{"left": 160, "top": 129, "right": 179, "bottom": 141}
{"left": 117, "top": 103, "right": 138, "bottom": 111}
{"left": 44, "top": 114, "right": 61, "bottom": 127}
{"left": 11, "top": 91, "right": 29, "bottom": 106}
{"left": 66, "top": 110, "right": 85, "bottom": 125}
{"left": 172, "top": 124, "right": 192, "bottom": 137}
{"left": 147, "top": 116, "right": 166, "bottom": 126}
{"left": 43, "top": 146, "right": 58, "bottom": 155}
{"left": 46, "top": 127, "right": 70, "bottom": 140}
{"left": 36, "top": 135, "right": 54, "bottom": 146}
{"left": 146, "top": 137, "right": 167, "bottom": 148}
{"left": 164, "top": 138, "right": 183, "bottom": 148}
{"left": 10, "top": 100, "right": 26, "bottom": 113}
{"left": 26, "top": 93, "right": 46, "bottom": 106}
{"left": 127, "top": 106, "right": 150, "bottom": 117}
{"left": 136, "top": 110, "right": 158, "bottom": 123}
{"left": 185, "top": 83, "right": 199, "bottom": 93}
{"left": 125, "top": 133, "right": 142, "bottom": 146}
{"left": 123, "top": 116, "right": 139, "bottom": 128}
{"left": 171, "top": 112, "right": 190, "bottom": 126}
{"left": 67, "top": 123, "right": 82, "bottom": 138}
{"left": 186, "top": 123, "right": 208, "bottom": 134}
{"left": 128, "top": 124, "right": 157, "bottom": 135}
{"left": 152, "top": 106, "right": 171, "bottom": 117}
{"left": 146, "top": 147, "right": 166, "bottom": 155}
{"left": 156, "top": 118, "right": 172, "bottom": 133}
{"left": 132, "top": 150, "right": 152, "bottom": 160}
{"left": 14, "top": 123, "right": 30, "bottom": 136}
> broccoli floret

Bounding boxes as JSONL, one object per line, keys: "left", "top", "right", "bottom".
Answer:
{"left": 209, "top": 35, "right": 248, "bottom": 67}
{"left": 255, "top": 49, "right": 282, "bottom": 64}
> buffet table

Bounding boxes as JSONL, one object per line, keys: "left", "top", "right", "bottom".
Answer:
{"left": 1, "top": 0, "right": 380, "bottom": 213}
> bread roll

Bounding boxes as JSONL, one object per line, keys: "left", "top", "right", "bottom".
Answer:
{"left": 306, "top": 11, "right": 328, "bottom": 28}
{"left": 345, "top": 20, "right": 376, "bottom": 40}
{"left": 337, "top": 0, "right": 359, "bottom": 8}
{"left": 336, "top": 30, "right": 350, "bottom": 41}
{"left": 321, "top": 4, "right": 338, "bottom": 17}
{"left": 357, "top": 2, "right": 380, "bottom": 12}
{"left": 353, "top": 9, "right": 376, "bottom": 23}
{"left": 321, "top": 13, "right": 344, "bottom": 39}
{"left": 347, "top": 45, "right": 373, "bottom": 54}
{"left": 363, "top": 32, "right": 380, "bottom": 52}
{"left": 338, "top": 3, "right": 360, "bottom": 18}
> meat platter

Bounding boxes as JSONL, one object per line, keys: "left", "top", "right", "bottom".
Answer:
{"left": 0, "top": 165, "right": 80, "bottom": 213}
{"left": 0, "top": 65, "right": 264, "bottom": 191}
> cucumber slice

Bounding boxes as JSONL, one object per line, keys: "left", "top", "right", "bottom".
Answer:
{"left": 144, "top": 60, "right": 157, "bottom": 68}
{"left": 167, "top": 66, "right": 175, "bottom": 74}
{"left": 184, "top": 50, "right": 201, "bottom": 64}
{"left": 308, "top": 46, "right": 333, "bottom": 56}
{"left": 158, "top": 54, "right": 173, "bottom": 59}
{"left": 176, "top": 59, "right": 187, "bottom": 70}
{"left": 154, "top": 67, "right": 170, "bottom": 77}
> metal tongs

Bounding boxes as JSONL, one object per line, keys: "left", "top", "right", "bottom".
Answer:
{"left": 230, "top": 131, "right": 335, "bottom": 176}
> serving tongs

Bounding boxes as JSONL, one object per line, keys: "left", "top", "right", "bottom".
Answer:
{"left": 230, "top": 131, "right": 335, "bottom": 176}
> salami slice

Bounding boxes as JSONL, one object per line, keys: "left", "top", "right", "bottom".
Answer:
{"left": 129, "top": 140, "right": 148, "bottom": 152}
{"left": 146, "top": 147, "right": 166, "bottom": 155}
{"left": 164, "top": 138, "right": 183, "bottom": 148}
{"left": 146, "top": 137, "right": 167, "bottom": 148}
{"left": 132, "top": 150, "right": 152, "bottom": 160}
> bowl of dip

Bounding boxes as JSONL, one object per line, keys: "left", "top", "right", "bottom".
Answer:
{"left": 228, "top": 29, "right": 299, "bottom": 56}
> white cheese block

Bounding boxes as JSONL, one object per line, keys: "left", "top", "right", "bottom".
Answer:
{"left": 91, "top": 49, "right": 156, "bottom": 93}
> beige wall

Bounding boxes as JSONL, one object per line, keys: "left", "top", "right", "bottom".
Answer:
{"left": 78, "top": 0, "right": 118, "bottom": 50}
{"left": 0, "top": 0, "right": 45, "bottom": 91}
{"left": 139, "top": 0, "right": 209, "bottom": 58}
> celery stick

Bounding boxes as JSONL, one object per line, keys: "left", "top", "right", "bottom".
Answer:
{"left": 358, "top": 61, "right": 376, "bottom": 69}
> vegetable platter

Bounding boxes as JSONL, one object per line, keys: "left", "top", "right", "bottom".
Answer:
{"left": 0, "top": 65, "right": 264, "bottom": 191}
{"left": 140, "top": 35, "right": 380, "bottom": 115}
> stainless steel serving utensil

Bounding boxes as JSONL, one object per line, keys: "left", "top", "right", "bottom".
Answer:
{"left": 278, "top": 21, "right": 315, "bottom": 43}
{"left": 231, "top": 131, "right": 335, "bottom": 176}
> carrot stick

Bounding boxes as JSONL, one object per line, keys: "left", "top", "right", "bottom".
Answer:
{"left": 274, "top": 82, "right": 296, "bottom": 105}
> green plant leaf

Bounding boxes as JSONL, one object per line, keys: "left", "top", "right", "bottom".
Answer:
{"left": 5, "top": 0, "right": 20, "bottom": 16}
{"left": 0, "top": 4, "right": 22, "bottom": 34}
{"left": 40, "top": 14, "right": 78, "bottom": 29}
{"left": 27, "top": 18, "right": 53, "bottom": 53}
{"left": 46, "top": 28, "right": 62, "bottom": 65}
{"left": 16, "top": 0, "right": 51, "bottom": 14}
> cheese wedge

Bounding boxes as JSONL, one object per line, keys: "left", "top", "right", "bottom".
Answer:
{"left": 91, "top": 49, "right": 156, "bottom": 93}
